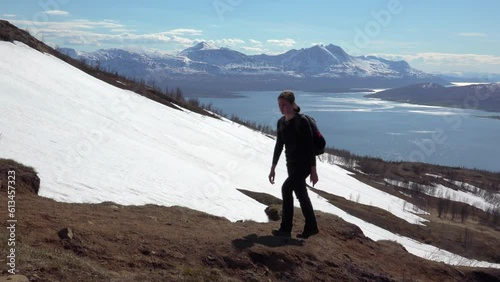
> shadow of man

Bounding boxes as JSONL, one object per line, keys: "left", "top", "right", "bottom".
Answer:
{"left": 232, "top": 234, "right": 305, "bottom": 250}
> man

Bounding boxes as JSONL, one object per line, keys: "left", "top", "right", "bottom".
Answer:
{"left": 268, "top": 90, "right": 319, "bottom": 239}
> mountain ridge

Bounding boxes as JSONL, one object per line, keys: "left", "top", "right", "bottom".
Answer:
{"left": 59, "top": 41, "right": 448, "bottom": 94}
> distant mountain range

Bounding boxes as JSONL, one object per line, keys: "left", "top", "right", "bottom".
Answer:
{"left": 368, "top": 83, "right": 500, "bottom": 112}
{"left": 59, "top": 42, "right": 448, "bottom": 95}
{"left": 437, "top": 72, "right": 500, "bottom": 84}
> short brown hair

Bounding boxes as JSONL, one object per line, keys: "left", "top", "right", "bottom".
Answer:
{"left": 278, "top": 90, "right": 295, "bottom": 103}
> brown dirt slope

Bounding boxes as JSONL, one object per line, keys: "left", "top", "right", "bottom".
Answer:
{"left": 1, "top": 159, "right": 499, "bottom": 282}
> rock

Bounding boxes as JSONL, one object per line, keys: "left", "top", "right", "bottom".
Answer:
{"left": 109, "top": 205, "right": 120, "bottom": 211}
{"left": 139, "top": 246, "right": 151, "bottom": 256}
{"left": 58, "top": 227, "right": 74, "bottom": 240}
{"left": 265, "top": 205, "right": 281, "bottom": 221}
{"left": 243, "top": 270, "right": 261, "bottom": 282}
{"left": 0, "top": 275, "right": 30, "bottom": 282}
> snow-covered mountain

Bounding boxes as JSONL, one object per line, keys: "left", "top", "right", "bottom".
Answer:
{"left": 252, "top": 44, "right": 425, "bottom": 78}
{"left": 59, "top": 46, "right": 224, "bottom": 76}
{"left": 59, "top": 42, "right": 446, "bottom": 92}
{"left": 2, "top": 39, "right": 499, "bottom": 268}
{"left": 437, "top": 71, "right": 500, "bottom": 83}
{"left": 179, "top": 42, "right": 256, "bottom": 66}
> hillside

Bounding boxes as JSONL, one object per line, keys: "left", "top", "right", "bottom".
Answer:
{"left": 1, "top": 21, "right": 500, "bottom": 281}
{"left": 58, "top": 42, "right": 448, "bottom": 95}
{"left": 1, "top": 160, "right": 500, "bottom": 281}
{"left": 0, "top": 20, "right": 214, "bottom": 118}
{"left": 368, "top": 83, "right": 500, "bottom": 112}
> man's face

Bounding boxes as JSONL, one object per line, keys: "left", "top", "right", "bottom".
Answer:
{"left": 278, "top": 98, "right": 294, "bottom": 115}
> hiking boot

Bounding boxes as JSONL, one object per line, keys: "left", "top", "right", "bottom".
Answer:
{"left": 297, "top": 229, "right": 319, "bottom": 239}
{"left": 272, "top": 229, "right": 291, "bottom": 238}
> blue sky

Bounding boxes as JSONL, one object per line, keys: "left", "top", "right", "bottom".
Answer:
{"left": 2, "top": 0, "right": 500, "bottom": 74}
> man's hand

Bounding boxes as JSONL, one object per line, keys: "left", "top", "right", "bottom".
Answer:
{"left": 269, "top": 165, "right": 277, "bottom": 184}
{"left": 268, "top": 169, "right": 276, "bottom": 184}
{"left": 310, "top": 166, "right": 318, "bottom": 187}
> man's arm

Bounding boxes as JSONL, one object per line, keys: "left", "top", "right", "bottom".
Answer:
{"left": 270, "top": 120, "right": 284, "bottom": 184}
{"left": 272, "top": 119, "right": 284, "bottom": 166}
{"left": 301, "top": 116, "right": 318, "bottom": 186}
{"left": 301, "top": 116, "right": 316, "bottom": 167}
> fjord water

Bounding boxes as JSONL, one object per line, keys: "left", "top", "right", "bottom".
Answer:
{"left": 198, "top": 90, "right": 500, "bottom": 172}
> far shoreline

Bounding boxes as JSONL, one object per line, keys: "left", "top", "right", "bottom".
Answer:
{"left": 365, "top": 82, "right": 500, "bottom": 114}
{"left": 475, "top": 115, "right": 500, "bottom": 120}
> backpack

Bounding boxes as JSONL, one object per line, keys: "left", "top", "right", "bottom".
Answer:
{"left": 280, "top": 114, "right": 326, "bottom": 156}
{"left": 301, "top": 114, "right": 326, "bottom": 155}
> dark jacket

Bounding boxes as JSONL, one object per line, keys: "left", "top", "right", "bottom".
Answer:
{"left": 272, "top": 114, "right": 316, "bottom": 168}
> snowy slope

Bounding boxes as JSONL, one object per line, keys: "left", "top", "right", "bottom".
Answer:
{"left": 1, "top": 41, "right": 499, "bottom": 268}
{"left": 385, "top": 178, "right": 499, "bottom": 212}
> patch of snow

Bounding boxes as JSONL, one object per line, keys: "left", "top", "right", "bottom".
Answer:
{"left": 385, "top": 178, "right": 498, "bottom": 212}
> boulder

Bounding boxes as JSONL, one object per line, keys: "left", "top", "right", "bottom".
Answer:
{"left": 58, "top": 227, "right": 74, "bottom": 240}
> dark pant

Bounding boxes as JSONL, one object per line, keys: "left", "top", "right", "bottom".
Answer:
{"left": 280, "top": 164, "right": 318, "bottom": 233}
